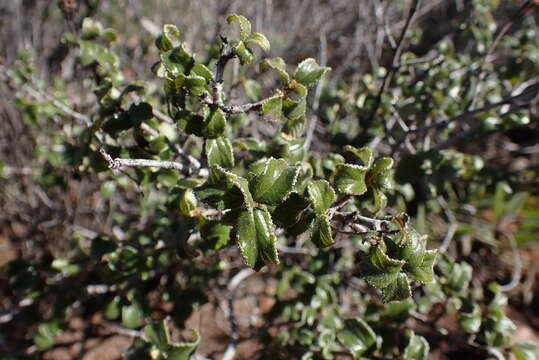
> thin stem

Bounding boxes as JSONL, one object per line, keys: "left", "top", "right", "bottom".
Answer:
{"left": 99, "top": 147, "right": 209, "bottom": 178}
{"left": 438, "top": 196, "right": 458, "bottom": 254}
{"left": 200, "top": 92, "right": 267, "bottom": 115}
{"left": 0, "top": 64, "right": 92, "bottom": 127}
{"left": 305, "top": 27, "right": 327, "bottom": 152}
{"left": 222, "top": 268, "right": 255, "bottom": 360}
{"left": 363, "top": 0, "right": 421, "bottom": 130}
{"left": 331, "top": 210, "right": 393, "bottom": 234}
{"left": 498, "top": 230, "right": 522, "bottom": 292}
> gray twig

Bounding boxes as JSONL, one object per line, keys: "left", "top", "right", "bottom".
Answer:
{"left": 200, "top": 93, "right": 267, "bottom": 115}
{"left": 498, "top": 230, "right": 522, "bottom": 292}
{"left": 305, "top": 27, "right": 328, "bottom": 152}
{"left": 222, "top": 268, "right": 255, "bottom": 360}
{"left": 363, "top": 0, "right": 422, "bottom": 129}
{"left": 98, "top": 147, "right": 209, "bottom": 178}
{"left": 438, "top": 196, "right": 458, "bottom": 254}
{"left": 102, "top": 321, "right": 142, "bottom": 337}
{"left": 331, "top": 211, "right": 393, "bottom": 234}
{"left": 0, "top": 64, "right": 92, "bottom": 127}
{"left": 407, "top": 83, "right": 539, "bottom": 134}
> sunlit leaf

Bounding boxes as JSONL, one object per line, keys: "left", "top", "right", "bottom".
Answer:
{"left": 334, "top": 164, "right": 368, "bottom": 195}
{"left": 381, "top": 273, "right": 412, "bottom": 302}
{"left": 307, "top": 180, "right": 336, "bottom": 214}
{"left": 336, "top": 318, "right": 377, "bottom": 358}
{"left": 245, "top": 32, "right": 270, "bottom": 51}
{"left": 294, "top": 58, "right": 330, "bottom": 87}
{"left": 227, "top": 14, "right": 252, "bottom": 41}
{"left": 236, "top": 208, "right": 279, "bottom": 269}
{"left": 403, "top": 332, "right": 429, "bottom": 360}
{"left": 310, "top": 215, "right": 334, "bottom": 247}
{"left": 360, "top": 242, "right": 405, "bottom": 288}
{"left": 205, "top": 137, "right": 234, "bottom": 168}
{"left": 249, "top": 158, "right": 299, "bottom": 205}
{"left": 261, "top": 57, "right": 290, "bottom": 84}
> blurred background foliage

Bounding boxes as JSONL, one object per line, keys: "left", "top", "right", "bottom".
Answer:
{"left": 1, "top": 0, "right": 539, "bottom": 359}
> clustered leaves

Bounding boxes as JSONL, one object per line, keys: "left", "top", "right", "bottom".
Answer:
{"left": 5, "top": 5, "right": 537, "bottom": 360}
{"left": 91, "top": 15, "right": 438, "bottom": 300}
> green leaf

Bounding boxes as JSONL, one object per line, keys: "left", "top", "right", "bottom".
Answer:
{"left": 79, "top": 41, "right": 119, "bottom": 69}
{"left": 272, "top": 192, "right": 311, "bottom": 229}
{"left": 392, "top": 226, "right": 427, "bottom": 268}
{"left": 243, "top": 79, "right": 261, "bottom": 101}
{"left": 191, "top": 63, "right": 214, "bottom": 81}
{"left": 227, "top": 14, "right": 252, "bottom": 41}
{"left": 156, "top": 35, "right": 173, "bottom": 53}
{"left": 102, "top": 102, "right": 153, "bottom": 136}
{"left": 144, "top": 321, "right": 170, "bottom": 351}
{"left": 209, "top": 166, "right": 254, "bottom": 211}
{"left": 512, "top": 343, "right": 539, "bottom": 360}
{"left": 176, "top": 110, "right": 205, "bottom": 137}
{"left": 372, "top": 188, "right": 388, "bottom": 213}
{"left": 163, "top": 24, "right": 181, "bottom": 46}
{"left": 200, "top": 220, "right": 231, "bottom": 250}
{"left": 445, "top": 262, "right": 472, "bottom": 294}
{"left": 81, "top": 17, "right": 103, "bottom": 39}
{"left": 381, "top": 273, "right": 412, "bottom": 302}
{"left": 370, "top": 157, "right": 394, "bottom": 190}
{"left": 294, "top": 162, "right": 314, "bottom": 193}
{"left": 291, "top": 82, "right": 308, "bottom": 98}
{"left": 485, "top": 315, "right": 516, "bottom": 347}
{"left": 123, "top": 338, "right": 152, "bottom": 360}
{"left": 231, "top": 40, "right": 254, "bottom": 65}
{"left": 260, "top": 57, "right": 290, "bottom": 84}
{"left": 245, "top": 32, "right": 270, "bottom": 51}
{"left": 105, "top": 296, "right": 121, "bottom": 320}
{"left": 122, "top": 303, "right": 144, "bottom": 329}
{"left": 34, "top": 320, "right": 63, "bottom": 351}
{"left": 307, "top": 180, "right": 336, "bottom": 214}
{"left": 152, "top": 61, "right": 167, "bottom": 78}
{"left": 458, "top": 299, "right": 482, "bottom": 334}
{"left": 403, "top": 332, "right": 429, "bottom": 360}
{"left": 406, "top": 249, "right": 437, "bottom": 283}
{"left": 249, "top": 158, "right": 299, "bottom": 205}
{"left": 161, "top": 45, "right": 195, "bottom": 77}
{"left": 103, "top": 28, "right": 118, "bottom": 43}
{"left": 156, "top": 24, "right": 181, "bottom": 52}
{"left": 334, "top": 164, "right": 368, "bottom": 195}
{"left": 344, "top": 146, "right": 374, "bottom": 167}
{"left": 51, "top": 258, "right": 80, "bottom": 277}
{"left": 205, "top": 137, "right": 234, "bottom": 168}
{"left": 293, "top": 58, "right": 330, "bottom": 87}
{"left": 360, "top": 242, "right": 405, "bottom": 288}
{"left": 179, "top": 189, "right": 197, "bottom": 217}
{"left": 261, "top": 93, "right": 283, "bottom": 120}
{"left": 201, "top": 107, "right": 226, "bottom": 139}
{"left": 336, "top": 318, "right": 377, "bottom": 359}
{"left": 183, "top": 74, "right": 208, "bottom": 96}
{"left": 282, "top": 115, "right": 306, "bottom": 138}
{"left": 310, "top": 215, "right": 334, "bottom": 247}
{"left": 287, "top": 212, "right": 316, "bottom": 237}
{"left": 166, "top": 330, "right": 200, "bottom": 360}
{"left": 236, "top": 208, "right": 279, "bottom": 269}
{"left": 283, "top": 96, "right": 306, "bottom": 120}
{"left": 381, "top": 299, "right": 414, "bottom": 323}
{"left": 275, "top": 137, "right": 305, "bottom": 163}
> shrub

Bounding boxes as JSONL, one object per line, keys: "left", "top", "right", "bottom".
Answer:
{"left": 1, "top": 3, "right": 538, "bottom": 359}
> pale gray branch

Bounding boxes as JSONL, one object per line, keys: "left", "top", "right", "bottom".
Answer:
{"left": 499, "top": 230, "right": 522, "bottom": 292}
{"left": 99, "top": 148, "right": 209, "bottom": 178}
